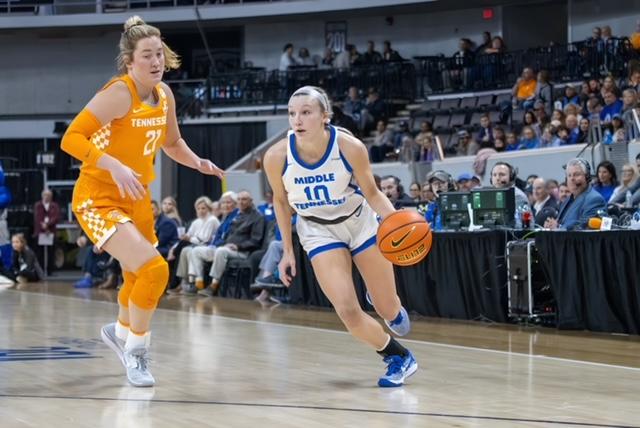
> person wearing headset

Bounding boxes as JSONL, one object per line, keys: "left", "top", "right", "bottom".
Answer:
{"left": 490, "top": 162, "right": 529, "bottom": 208}
{"left": 380, "top": 175, "right": 414, "bottom": 208}
{"left": 544, "top": 158, "right": 606, "bottom": 230}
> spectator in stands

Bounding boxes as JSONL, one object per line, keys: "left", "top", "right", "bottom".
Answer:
{"left": 539, "top": 123, "right": 556, "bottom": 148}
{"left": 523, "top": 110, "right": 541, "bottom": 137}
{"left": 199, "top": 190, "right": 266, "bottom": 297}
{"left": 592, "top": 160, "right": 618, "bottom": 202}
{"left": 552, "top": 125, "right": 571, "bottom": 147}
{"left": 151, "top": 200, "right": 178, "bottom": 260}
{"left": 8, "top": 233, "right": 43, "bottom": 285}
{"left": 279, "top": 43, "right": 298, "bottom": 71}
{"left": 503, "top": 67, "right": 536, "bottom": 122}
{"left": 484, "top": 36, "right": 505, "bottom": 54}
{"left": 168, "top": 196, "right": 219, "bottom": 292}
{"left": 601, "top": 75, "right": 621, "bottom": 98}
{"left": 333, "top": 45, "right": 352, "bottom": 69}
{"left": 493, "top": 136, "right": 506, "bottom": 152}
{"left": 631, "top": 20, "right": 640, "bottom": 51}
{"left": 343, "top": 86, "right": 364, "bottom": 123}
{"left": 73, "top": 234, "right": 111, "bottom": 289}
{"left": 531, "top": 178, "right": 559, "bottom": 226}
{"left": 621, "top": 69, "right": 640, "bottom": 92}
{"left": 394, "top": 121, "right": 417, "bottom": 162}
{"left": 534, "top": 101, "right": 550, "bottom": 128}
{"left": 408, "top": 182, "right": 421, "bottom": 202}
{"left": 349, "top": 44, "right": 364, "bottom": 67}
{"left": 297, "top": 47, "right": 314, "bottom": 66}
{"left": 546, "top": 179, "right": 560, "bottom": 200}
{"left": 252, "top": 222, "right": 290, "bottom": 303}
{"left": 362, "top": 41, "right": 382, "bottom": 65}
{"left": 579, "top": 81, "right": 591, "bottom": 106}
{"left": 161, "top": 196, "right": 182, "bottom": 226}
{"left": 420, "top": 182, "right": 436, "bottom": 202}
{"left": 416, "top": 128, "right": 440, "bottom": 162}
{"left": 456, "top": 130, "right": 480, "bottom": 156}
{"left": 558, "top": 182, "right": 571, "bottom": 203}
{"left": 519, "top": 126, "right": 540, "bottom": 149}
{"left": 331, "top": 106, "right": 360, "bottom": 138}
{"left": 475, "top": 31, "right": 492, "bottom": 55}
{"left": 621, "top": 88, "right": 638, "bottom": 121}
{"left": 492, "top": 126, "right": 505, "bottom": 146}
{"left": 505, "top": 131, "right": 519, "bottom": 151}
{"left": 545, "top": 159, "right": 606, "bottom": 230}
{"left": 609, "top": 164, "right": 639, "bottom": 205}
{"left": 551, "top": 108, "right": 565, "bottom": 123}
{"left": 563, "top": 103, "right": 581, "bottom": 121}
{"left": 381, "top": 175, "right": 414, "bottom": 208}
{"left": 369, "top": 120, "right": 394, "bottom": 163}
{"left": 490, "top": 162, "right": 529, "bottom": 208}
{"left": 172, "top": 191, "right": 239, "bottom": 295}
{"left": 576, "top": 117, "right": 591, "bottom": 143}
{"left": 257, "top": 190, "right": 275, "bottom": 223}
{"left": 534, "top": 70, "right": 553, "bottom": 115}
{"left": 456, "top": 173, "right": 474, "bottom": 191}
{"left": 561, "top": 84, "right": 581, "bottom": 108}
{"left": 585, "top": 96, "right": 603, "bottom": 119}
{"left": 382, "top": 40, "right": 402, "bottom": 62}
{"left": 565, "top": 114, "right": 580, "bottom": 144}
{"left": 33, "top": 188, "right": 60, "bottom": 276}
{"left": 526, "top": 175, "right": 539, "bottom": 187}
{"left": 600, "top": 91, "right": 623, "bottom": 124}
{"left": 588, "top": 78, "right": 601, "bottom": 96}
{"left": 360, "top": 88, "right": 386, "bottom": 134}
{"left": 450, "top": 38, "right": 474, "bottom": 89}
{"left": 476, "top": 114, "right": 494, "bottom": 146}
{"left": 321, "top": 48, "right": 335, "bottom": 68}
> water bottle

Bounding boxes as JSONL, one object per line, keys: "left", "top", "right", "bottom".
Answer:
{"left": 625, "top": 190, "right": 633, "bottom": 208}
{"left": 515, "top": 205, "right": 523, "bottom": 229}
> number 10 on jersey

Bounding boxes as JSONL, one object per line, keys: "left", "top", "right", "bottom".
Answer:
{"left": 304, "top": 185, "right": 330, "bottom": 201}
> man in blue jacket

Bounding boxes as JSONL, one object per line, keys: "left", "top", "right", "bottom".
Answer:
{"left": 544, "top": 158, "right": 606, "bottom": 230}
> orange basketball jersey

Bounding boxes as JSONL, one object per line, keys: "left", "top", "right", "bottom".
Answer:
{"left": 80, "top": 74, "right": 168, "bottom": 186}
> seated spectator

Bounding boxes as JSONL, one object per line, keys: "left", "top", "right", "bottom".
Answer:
{"left": 199, "top": 191, "right": 266, "bottom": 297}
{"left": 381, "top": 175, "right": 414, "bottom": 208}
{"left": 8, "top": 233, "right": 43, "bottom": 285}
{"left": 449, "top": 38, "right": 474, "bottom": 89}
{"left": 490, "top": 162, "right": 529, "bottom": 209}
{"left": 297, "top": 47, "right": 314, "bottom": 66}
{"left": 511, "top": 67, "right": 537, "bottom": 110}
{"left": 621, "top": 88, "right": 638, "bottom": 127}
{"left": 551, "top": 108, "right": 565, "bottom": 123}
{"left": 369, "top": 120, "right": 394, "bottom": 163}
{"left": 475, "top": 31, "right": 492, "bottom": 55}
{"left": 534, "top": 70, "right": 553, "bottom": 115}
{"left": 257, "top": 190, "right": 275, "bottom": 223}
{"left": 152, "top": 200, "right": 178, "bottom": 259}
{"left": 333, "top": 45, "right": 352, "bottom": 69}
{"left": 476, "top": 114, "right": 494, "bottom": 146}
{"left": 382, "top": 40, "right": 403, "bottom": 62}
{"left": 416, "top": 128, "right": 440, "bottom": 162}
{"left": 601, "top": 75, "right": 621, "bottom": 98}
{"left": 423, "top": 171, "right": 457, "bottom": 225}
{"left": 551, "top": 125, "right": 571, "bottom": 147}
{"left": 349, "top": 44, "right": 363, "bottom": 67}
{"left": 493, "top": 136, "right": 506, "bottom": 152}
{"left": 592, "top": 161, "right": 618, "bottom": 202}
{"left": 561, "top": 84, "right": 581, "bottom": 108}
{"left": 331, "top": 106, "right": 360, "bottom": 138}
{"left": 620, "top": 69, "right": 640, "bottom": 92}
{"left": 545, "top": 159, "right": 606, "bottom": 230}
{"left": 362, "top": 41, "right": 382, "bottom": 65}
{"left": 534, "top": 101, "right": 550, "bottom": 128}
{"left": 320, "top": 48, "right": 334, "bottom": 68}
{"left": 456, "top": 130, "right": 480, "bottom": 156}
{"left": 394, "top": 121, "right": 417, "bottom": 162}
{"left": 168, "top": 196, "right": 220, "bottom": 291}
{"left": 600, "top": 90, "right": 624, "bottom": 124}
{"left": 523, "top": 110, "right": 541, "bottom": 136}
{"left": 420, "top": 182, "right": 436, "bottom": 203}
{"left": 565, "top": 114, "right": 579, "bottom": 143}
{"left": 484, "top": 36, "right": 505, "bottom": 54}
{"left": 279, "top": 43, "right": 298, "bottom": 71}
{"left": 456, "top": 173, "right": 474, "bottom": 191}
{"left": 161, "top": 196, "right": 183, "bottom": 227}
{"left": 408, "top": 182, "right": 421, "bottom": 202}
{"left": 179, "top": 192, "right": 239, "bottom": 294}
{"left": 576, "top": 117, "right": 591, "bottom": 143}
{"left": 343, "top": 86, "right": 364, "bottom": 122}
{"left": 531, "top": 178, "right": 559, "bottom": 226}
{"left": 519, "top": 126, "right": 540, "bottom": 149}
{"left": 73, "top": 235, "right": 110, "bottom": 289}
{"left": 609, "top": 164, "right": 639, "bottom": 205}
{"left": 505, "top": 131, "right": 520, "bottom": 151}
{"left": 539, "top": 123, "right": 556, "bottom": 148}
{"left": 546, "top": 179, "right": 560, "bottom": 200}
{"left": 360, "top": 88, "right": 386, "bottom": 134}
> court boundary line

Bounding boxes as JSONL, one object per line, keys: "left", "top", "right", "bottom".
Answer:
{"left": 5, "top": 290, "right": 640, "bottom": 373}
{"left": 0, "top": 393, "right": 636, "bottom": 428}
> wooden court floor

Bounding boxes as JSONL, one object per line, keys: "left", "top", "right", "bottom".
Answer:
{"left": 1, "top": 281, "right": 639, "bottom": 428}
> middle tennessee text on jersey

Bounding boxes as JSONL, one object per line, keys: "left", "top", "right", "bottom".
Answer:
{"left": 283, "top": 125, "right": 364, "bottom": 221}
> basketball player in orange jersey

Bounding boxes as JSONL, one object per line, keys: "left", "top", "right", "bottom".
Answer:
{"left": 61, "top": 16, "right": 223, "bottom": 387}
{"left": 263, "top": 86, "right": 417, "bottom": 387}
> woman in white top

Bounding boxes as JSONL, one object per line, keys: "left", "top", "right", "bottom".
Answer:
{"left": 609, "top": 164, "right": 639, "bottom": 205}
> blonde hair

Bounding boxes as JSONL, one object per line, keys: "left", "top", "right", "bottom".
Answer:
{"left": 162, "top": 196, "right": 182, "bottom": 225}
{"left": 11, "top": 233, "right": 27, "bottom": 246}
{"left": 116, "top": 15, "right": 181, "bottom": 75}
{"left": 290, "top": 86, "right": 333, "bottom": 122}
{"left": 194, "top": 196, "right": 213, "bottom": 211}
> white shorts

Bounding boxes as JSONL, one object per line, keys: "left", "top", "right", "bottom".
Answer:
{"left": 296, "top": 201, "right": 379, "bottom": 260}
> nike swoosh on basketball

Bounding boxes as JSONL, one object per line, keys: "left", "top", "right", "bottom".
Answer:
{"left": 391, "top": 226, "right": 416, "bottom": 248}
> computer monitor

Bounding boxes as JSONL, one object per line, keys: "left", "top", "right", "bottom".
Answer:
{"left": 472, "top": 187, "right": 516, "bottom": 228}
{"left": 439, "top": 191, "right": 471, "bottom": 230}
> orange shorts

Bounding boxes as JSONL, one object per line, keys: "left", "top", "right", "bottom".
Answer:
{"left": 72, "top": 174, "right": 156, "bottom": 249}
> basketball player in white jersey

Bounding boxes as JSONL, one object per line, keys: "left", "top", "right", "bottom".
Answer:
{"left": 263, "top": 86, "right": 417, "bottom": 387}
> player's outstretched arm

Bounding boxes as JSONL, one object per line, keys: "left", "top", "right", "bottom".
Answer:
{"left": 263, "top": 140, "right": 296, "bottom": 286}
{"left": 338, "top": 134, "right": 395, "bottom": 219}
{"left": 160, "top": 83, "right": 224, "bottom": 179}
{"left": 61, "top": 82, "right": 146, "bottom": 200}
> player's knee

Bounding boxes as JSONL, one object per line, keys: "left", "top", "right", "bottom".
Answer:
{"left": 129, "top": 255, "right": 169, "bottom": 310}
{"left": 117, "top": 270, "right": 137, "bottom": 307}
{"left": 335, "top": 304, "right": 363, "bottom": 327}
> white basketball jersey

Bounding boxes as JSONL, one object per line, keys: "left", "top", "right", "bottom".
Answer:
{"left": 283, "top": 126, "right": 364, "bottom": 221}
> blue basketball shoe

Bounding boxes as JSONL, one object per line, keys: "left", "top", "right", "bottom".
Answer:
{"left": 385, "top": 306, "right": 411, "bottom": 337}
{"left": 378, "top": 351, "right": 418, "bottom": 387}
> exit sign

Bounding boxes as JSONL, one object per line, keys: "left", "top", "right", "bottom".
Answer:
{"left": 483, "top": 8, "right": 494, "bottom": 20}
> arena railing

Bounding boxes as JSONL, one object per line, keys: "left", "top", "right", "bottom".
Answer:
{"left": 0, "top": 0, "right": 281, "bottom": 15}
{"left": 205, "top": 62, "right": 417, "bottom": 108}
{"left": 415, "top": 38, "right": 639, "bottom": 96}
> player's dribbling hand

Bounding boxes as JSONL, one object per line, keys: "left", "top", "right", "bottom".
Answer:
{"left": 109, "top": 160, "right": 145, "bottom": 200}
{"left": 278, "top": 252, "right": 296, "bottom": 287}
{"left": 197, "top": 158, "right": 225, "bottom": 180}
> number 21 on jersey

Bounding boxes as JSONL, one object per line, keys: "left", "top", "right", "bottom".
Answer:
{"left": 144, "top": 129, "right": 162, "bottom": 156}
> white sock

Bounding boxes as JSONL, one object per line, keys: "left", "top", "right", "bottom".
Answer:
{"left": 376, "top": 334, "right": 391, "bottom": 352}
{"left": 125, "top": 330, "right": 150, "bottom": 351}
{"left": 115, "top": 320, "right": 129, "bottom": 342}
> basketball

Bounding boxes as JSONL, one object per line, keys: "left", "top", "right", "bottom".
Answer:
{"left": 377, "top": 210, "right": 433, "bottom": 266}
